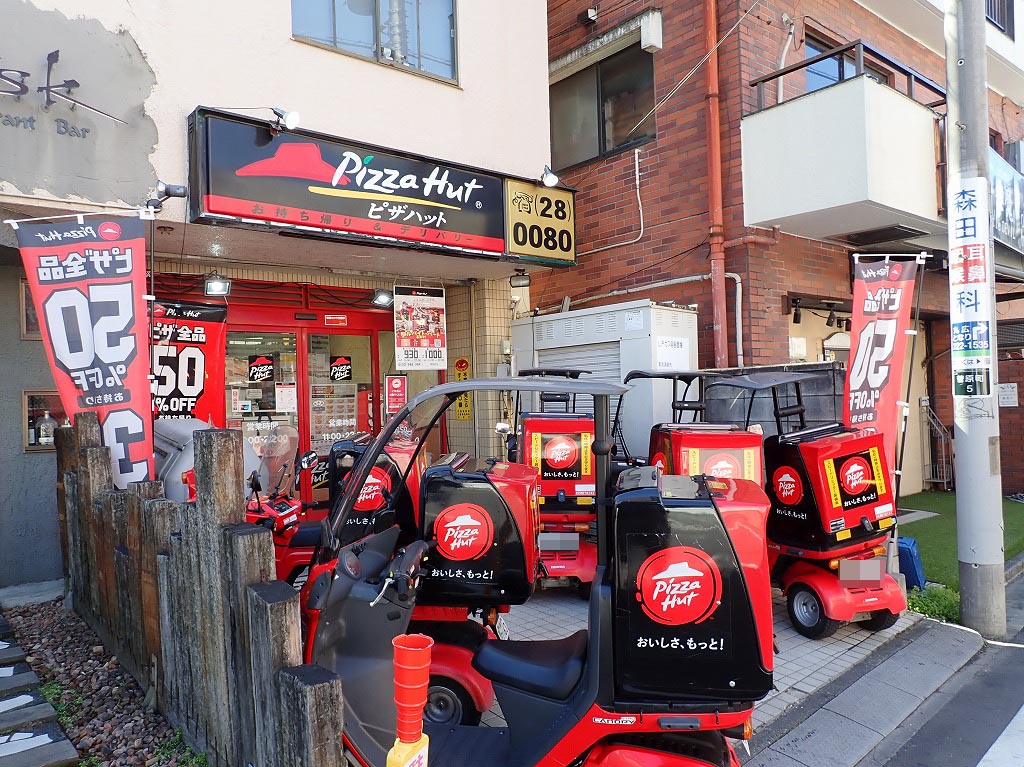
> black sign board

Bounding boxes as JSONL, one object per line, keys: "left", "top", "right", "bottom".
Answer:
{"left": 248, "top": 354, "right": 276, "bottom": 383}
{"left": 330, "top": 355, "right": 353, "bottom": 381}
{"left": 189, "top": 109, "right": 507, "bottom": 257}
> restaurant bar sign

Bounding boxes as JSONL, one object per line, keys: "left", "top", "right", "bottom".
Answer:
{"left": 189, "top": 108, "right": 507, "bottom": 257}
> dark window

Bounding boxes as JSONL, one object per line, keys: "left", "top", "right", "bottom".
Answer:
{"left": 804, "top": 37, "right": 890, "bottom": 93}
{"left": 292, "top": 0, "right": 457, "bottom": 81}
{"left": 987, "top": 0, "right": 1015, "bottom": 38}
{"left": 550, "top": 45, "right": 655, "bottom": 170}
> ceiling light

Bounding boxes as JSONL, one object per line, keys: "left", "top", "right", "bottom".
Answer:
{"left": 371, "top": 288, "right": 394, "bottom": 308}
{"left": 541, "top": 165, "right": 559, "bottom": 187}
{"left": 510, "top": 269, "right": 530, "bottom": 288}
{"left": 204, "top": 272, "right": 231, "bottom": 297}
{"left": 271, "top": 107, "right": 301, "bottom": 131}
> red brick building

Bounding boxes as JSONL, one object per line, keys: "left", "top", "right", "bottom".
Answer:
{"left": 536, "top": 0, "right": 1024, "bottom": 493}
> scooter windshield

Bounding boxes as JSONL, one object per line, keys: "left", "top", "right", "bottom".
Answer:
{"left": 257, "top": 423, "right": 301, "bottom": 495}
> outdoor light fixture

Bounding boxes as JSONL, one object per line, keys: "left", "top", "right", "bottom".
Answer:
{"left": 825, "top": 303, "right": 838, "bottom": 327}
{"left": 844, "top": 317, "right": 853, "bottom": 332}
{"left": 541, "top": 165, "right": 559, "bottom": 187}
{"left": 271, "top": 107, "right": 301, "bottom": 131}
{"left": 510, "top": 269, "right": 531, "bottom": 288}
{"left": 371, "top": 288, "right": 394, "bottom": 308}
{"left": 791, "top": 298, "right": 802, "bottom": 325}
{"left": 204, "top": 272, "right": 231, "bottom": 297}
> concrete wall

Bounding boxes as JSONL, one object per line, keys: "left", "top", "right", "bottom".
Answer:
{"left": 0, "top": 265, "right": 63, "bottom": 587}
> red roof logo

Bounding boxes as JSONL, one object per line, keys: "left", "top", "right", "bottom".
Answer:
{"left": 235, "top": 142, "right": 337, "bottom": 183}
{"left": 98, "top": 221, "right": 121, "bottom": 241}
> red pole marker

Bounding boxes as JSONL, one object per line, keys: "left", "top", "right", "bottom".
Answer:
{"left": 392, "top": 633, "right": 434, "bottom": 744}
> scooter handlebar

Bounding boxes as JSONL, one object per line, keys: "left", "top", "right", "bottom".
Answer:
{"left": 392, "top": 540, "right": 432, "bottom": 601}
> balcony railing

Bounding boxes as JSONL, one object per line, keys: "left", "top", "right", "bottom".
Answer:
{"left": 987, "top": 0, "right": 1015, "bottom": 38}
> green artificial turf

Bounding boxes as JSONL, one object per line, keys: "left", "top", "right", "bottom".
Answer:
{"left": 897, "top": 491, "right": 1024, "bottom": 589}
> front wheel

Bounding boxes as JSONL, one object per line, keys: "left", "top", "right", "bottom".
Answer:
{"left": 424, "top": 676, "right": 481, "bottom": 727}
{"left": 858, "top": 609, "right": 900, "bottom": 632}
{"left": 787, "top": 584, "right": 841, "bottom": 639}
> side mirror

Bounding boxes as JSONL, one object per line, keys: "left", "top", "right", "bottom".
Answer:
{"left": 248, "top": 469, "right": 262, "bottom": 493}
{"left": 495, "top": 422, "right": 512, "bottom": 436}
{"left": 299, "top": 450, "right": 319, "bottom": 470}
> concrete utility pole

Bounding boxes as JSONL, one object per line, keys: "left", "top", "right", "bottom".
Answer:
{"left": 945, "top": 0, "right": 1007, "bottom": 638}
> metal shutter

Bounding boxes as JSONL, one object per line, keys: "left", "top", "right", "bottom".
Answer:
{"left": 536, "top": 341, "right": 622, "bottom": 417}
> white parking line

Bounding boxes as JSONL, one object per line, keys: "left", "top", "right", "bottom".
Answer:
{"left": 977, "top": 702, "right": 1024, "bottom": 766}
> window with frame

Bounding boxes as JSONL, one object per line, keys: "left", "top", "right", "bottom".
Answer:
{"left": 291, "top": 0, "right": 457, "bottom": 81}
{"left": 550, "top": 44, "right": 656, "bottom": 171}
{"left": 987, "top": 0, "right": 1015, "bottom": 38}
{"left": 804, "top": 36, "right": 890, "bottom": 94}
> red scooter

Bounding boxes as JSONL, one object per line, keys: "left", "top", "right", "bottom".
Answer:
{"left": 302, "top": 377, "right": 774, "bottom": 767}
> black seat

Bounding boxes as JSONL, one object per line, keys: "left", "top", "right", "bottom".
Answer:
{"left": 289, "top": 520, "right": 322, "bottom": 548}
{"left": 472, "top": 630, "right": 587, "bottom": 700}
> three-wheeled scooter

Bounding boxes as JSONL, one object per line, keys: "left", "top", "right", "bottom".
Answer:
{"left": 301, "top": 378, "right": 775, "bottom": 767}
{"left": 618, "top": 369, "right": 906, "bottom": 639}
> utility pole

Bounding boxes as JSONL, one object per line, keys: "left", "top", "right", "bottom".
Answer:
{"left": 945, "top": 0, "right": 1006, "bottom": 638}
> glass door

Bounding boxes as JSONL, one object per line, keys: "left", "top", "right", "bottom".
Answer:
{"left": 225, "top": 331, "right": 299, "bottom": 459}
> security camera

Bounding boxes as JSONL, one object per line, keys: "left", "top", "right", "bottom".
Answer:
{"left": 510, "top": 295, "right": 521, "bottom": 304}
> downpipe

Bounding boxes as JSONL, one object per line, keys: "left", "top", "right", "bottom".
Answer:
{"left": 704, "top": 0, "right": 729, "bottom": 368}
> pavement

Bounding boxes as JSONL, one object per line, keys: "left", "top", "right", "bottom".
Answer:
{"left": 0, "top": 582, "right": 64, "bottom": 611}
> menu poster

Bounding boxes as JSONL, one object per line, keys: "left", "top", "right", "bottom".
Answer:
{"left": 394, "top": 285, "right": 447, "bottom": 370}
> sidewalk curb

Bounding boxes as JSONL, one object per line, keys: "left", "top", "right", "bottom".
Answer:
{"left": 741, "top": 619, "right": 984, "bottom": 767}
{"left": 1004, "top": 549, "right": 1024, "bottom": 583}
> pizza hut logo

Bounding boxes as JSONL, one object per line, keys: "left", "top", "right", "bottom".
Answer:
{"left": 249, "top": 356, "right": 275, "bottom": 382}
{"left": 635, "top": 547, "right": 722, "bottom": 626}
{"left": 98, "top": 221, "right": 121, "bottom": 241}
{"left": 434, "top": 503, "right": 494, "bottom": 561}
{"left": 840, "top": 456, "right": 872, "bottom": 495}
{"left": 773, "top": 466, "right": 803, "bottom": 505}
{"left": 704, "top": 452, "right": 741, "bottom": 478}
{"left": 544, "top": 436, "right": 579, "bottom": 470}
{"left": 889, "top": 264, "right": 902, "bottom": 280}
{"left": 354, "top": 466, "right": 391, "bottom": 512}
{"left": 650, "top": 452, "right": 668, "bottom": 473}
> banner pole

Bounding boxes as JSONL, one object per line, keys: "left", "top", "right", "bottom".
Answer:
{"left": 893, "top": 253, "right": 928, "bottom": 504}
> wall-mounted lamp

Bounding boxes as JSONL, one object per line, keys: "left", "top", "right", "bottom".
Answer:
{"left": 204, "top": 272, "right": 231, "bottom": 297}
{"left": 271, "top": 107, "right": 301, "bottom": 131}
{"left": 791, "top": 297, "right": 802, "bottom": 325}
{"left": 844, "top": 317, "right": 852, "bottom": 332}
{"left": 145, "top": 179, "right": 188, "bottom": 211}
{"left": 824, "top": 302, "right": 838, "bottom": 327}
{"left": 578, "top": 7, "right": 598, "bottom": 24}
{"left": 510, "top": 269, "right": 531, "bottom": 288}
{"left": 541, "top": 165, "right": 559, "bottom": 188}
{"left": 371, "top": 288, "right": 394, "bottom": 308}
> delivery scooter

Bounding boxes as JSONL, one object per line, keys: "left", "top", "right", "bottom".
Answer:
{"left": 301, "top": 377, "right": 775, "bottom": 767}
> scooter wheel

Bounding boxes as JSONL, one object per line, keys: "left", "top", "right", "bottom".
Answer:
{"left": 425, "top": 676, "right": 482, "bottom": 727}
{"left": 858, "top": 609, "right": 900, "bottom": 632}
{"left": 787, "top": 585, "right": 841, "bottom": 639}
{"left": 576, "top": 580, "right": 592, "bottom": 601}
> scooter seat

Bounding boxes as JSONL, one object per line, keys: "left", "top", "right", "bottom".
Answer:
{"left": 472, "top": 629, "right": 587, "bottom": 700}
{"left": 289, "top": 521, "right": 322, "bottom": 548}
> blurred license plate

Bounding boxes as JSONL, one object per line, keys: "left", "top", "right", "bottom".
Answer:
{"left": 538, "top": 532, "right": 580, "bottom": 551}
{"left": 494, "top": 616, "right": 510, "bottom": 640}
{"left": 839, "top": 558, "right": 883, "bottom": 586}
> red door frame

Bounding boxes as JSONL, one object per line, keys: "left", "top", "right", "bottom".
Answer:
{"left": 226, "top": 304, "right": 394, "bottom": 506}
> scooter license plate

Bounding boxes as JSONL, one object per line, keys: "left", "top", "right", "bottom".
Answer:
{"left": 538, "top": 532, "right": 580, "bottom": 551}
{"left": 839, "top": 557, "right": 883, "bottom": 586}
{"left": 494, "top": 615, "right": 510, "bottom": 640}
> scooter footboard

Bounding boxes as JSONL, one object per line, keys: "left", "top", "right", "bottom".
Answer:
{"left": 582, "top": 733, "right": 737, "bottom": 767}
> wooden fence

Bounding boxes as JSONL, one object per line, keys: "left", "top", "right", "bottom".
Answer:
{"left": 56, "top": 413, "right": 344, "bottom": 767}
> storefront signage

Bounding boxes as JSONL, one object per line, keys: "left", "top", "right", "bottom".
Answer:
{"left": 504, "top": 179, "right": 576, "bottom": 265}
{"left": 989, "top": 148, "right": 1024, "bottom": 256}
{"left": 152, "top": 301, "right": 227, "bottom": 425}
{"left": 330, "top": 355, "right": 353, "bottom": 381}
{"left": 394, "top": 286, "right": 447, "bottom": 370}
{"left": 189, "top": 109, "right": 506, "bottom": 256}
{"left": 385, "top": 375, "right": 408, "bottom": 415}
{"left": 948, "top": 177, "right": 995, "bottom": 398}
{"left": 12, "top": 215, "right": 153, "bottom": 488}
{"left": 249, "top": 353, "right": 277, "bottom": 382}
{"left": 844, "top": 258, "right": 918, "bottom": 471}
{"left": 452, "top": 357, "right": 472, "bottom": 421}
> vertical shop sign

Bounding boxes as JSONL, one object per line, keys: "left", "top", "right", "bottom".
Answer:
{"left": 948, "top": 177, "right": 995, "bottom": 398}
{"left": 386, "top": 375, "right": 408, "bottom": 415}
{"left": 13, "top": 216, "right": 153, "bottom": 488}
{"left": 843, "top": 258, "right": 918, "bottom": 471}
{"left": 394, "top": 285, "right": 447, "bottom": 370}
{"left": 452, "top": 356, "right": 472, "bottom": 421}
{"left": 151, "top": 301, "right": 227, "bottom": 425}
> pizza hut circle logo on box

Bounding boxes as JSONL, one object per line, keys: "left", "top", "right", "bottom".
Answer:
{"left": 434, "top": 503, "right": 494, "bottom": 561}
{"left": 98, "top": 221, "right": 122, "bottom": 241}
{"left": 704, "top": 452, "right": 741, "bottom": 478}
{"left": 354, "top": 466, "right": 391, "bottom": 512}
{"left": 840, "top": 456, "right": 872, "bottom": 495}
{"left": 544, "top": 435, "right": 579, "bottom": 470}
{"left": 650, "top": 452, "right": 668, "bottom": 473}
{"left": 773, "top": 466, "right": 803, "bottom": 505}
{"left": 635, "top": 546, "right": 722, "bottom": 626}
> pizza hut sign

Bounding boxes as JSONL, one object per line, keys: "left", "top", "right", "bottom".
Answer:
{"left": 773, "top": 466, "right": 804, "bottom": 506}
{"left": 434, "top": 503, "right": 494, "bottom": 561}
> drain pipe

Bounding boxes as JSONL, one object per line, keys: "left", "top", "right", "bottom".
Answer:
{"left": 704, "top": 0, "right": 729, "bottom": 368}
{"left": 577, "top": 149, "right": 645, "bottom": 256}
{"left": 776, "top": 14, "right": 796, "bottom": 105}
{"left": 726, "top": 273, "right": 744, "bottom": 368}
{"left": 722, "top": 225, "right": 780, "bottom": 250}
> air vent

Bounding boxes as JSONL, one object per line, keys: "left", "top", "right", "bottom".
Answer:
{"left": 998, "top": 321, "right": 1024, "bottom": 349}
{"left": 829, "top": 224, "right": 928, "bottom": 247}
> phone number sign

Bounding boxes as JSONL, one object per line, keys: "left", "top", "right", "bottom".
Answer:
{"left": 505, "top": 179, "right": 576, "bottom": 265}
{"left": 14, "top": 216, "right": 154, "bottom": 488}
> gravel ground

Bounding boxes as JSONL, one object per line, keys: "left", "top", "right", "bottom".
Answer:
{"left": 6, "top": 599, "right": 198, "bottom": 767}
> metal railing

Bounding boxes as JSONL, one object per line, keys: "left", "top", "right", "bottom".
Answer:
{"left": 921, "top": 402, "right": 954, "bottom": 490}
{"left": 987, "top": 0, "right": 1015, "bottom": 37}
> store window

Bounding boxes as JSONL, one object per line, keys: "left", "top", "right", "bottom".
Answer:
{"left": 987, "top": 0, "right": 1014, "bottom": 38}
{"left": 291, "top": 0, "right": 457, "bottom": 81}
{"left": 804, "top": 36, "right": 890, "bottom": 94}
{"left": 550, "top": 44, "right": 655, "bottom": 170}
{"left": 24, "top": 391, "right": 68, "bottom": 452}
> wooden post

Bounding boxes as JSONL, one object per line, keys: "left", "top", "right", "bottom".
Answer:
{"left": 223, "top": 524, "right": 276, "bottom": 767}
{"left": 79, "top": 446, "right": 112, "bottom": 623}
{"left": 125, "top": 482, "right": 164, "bottom": 681}
{"left": 139, "top": 497, "right": 180, "bottom": 693}
{"left": 105, "top": 492, "right": 130, "bottom": 637}
{"left": 75, "top": 411, "right": 102, "bottom": 450}
{"left": 55, "top": 426, "right": 77, "bottom": 579}
{"left": 63, "top": 470, "right": 85, "bottom": 613}
{"left": 248, "top": 581, "right": 302, "bottom": 767}
{"left": 277, "top": 665, "right": 345, "bottom": 767}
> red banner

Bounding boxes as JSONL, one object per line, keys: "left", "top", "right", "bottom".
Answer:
{"left": 843, "top": 259, "right": 919, "bottom": 472}
{"left": 15, "top": 216, "right": 153, "bottom": 488}
{"left": 152, "top": 301, "right": 228, "bottom": 425}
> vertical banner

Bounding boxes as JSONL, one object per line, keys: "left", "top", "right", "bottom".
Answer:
{"left": 844, "top": 258, "right": 919, "bottom": 471}
{"left": 151, "top": 301, "right": 228, "bottom": 425}
{"left": 394, "top": 285, "right": 447, "bottom": 370}
{"left": 948, "top": 177, "right": 995, "bottom": 397}
{"left": 385, "top": 375, "right": 408, "bottom": 415}
{"left": 15, "top": 216, "right": 153, "bottom": 488}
